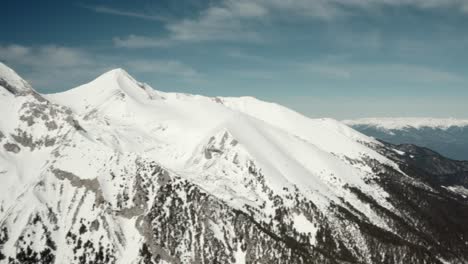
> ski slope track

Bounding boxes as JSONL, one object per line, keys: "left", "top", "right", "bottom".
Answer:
{"left": 1, "top": 62, "right": 468, "bottom": 263}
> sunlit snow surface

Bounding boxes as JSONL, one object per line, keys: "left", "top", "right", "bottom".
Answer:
{"left": 46, "top": 69, "right": 399, "bottom": 220}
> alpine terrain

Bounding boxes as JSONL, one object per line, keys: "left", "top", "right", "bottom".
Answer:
{"left": 344, "top": 118, "right": 468, "bottom": 161}
{"left": 1, "top": 62, "right": 468, "bottom": 264}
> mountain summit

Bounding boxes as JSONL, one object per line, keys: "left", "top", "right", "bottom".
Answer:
{"left": 1, "top": 63, "right": 468, "bottom": 264}
{"left": 47, "top": 68, "right": 164, "bottom": 114}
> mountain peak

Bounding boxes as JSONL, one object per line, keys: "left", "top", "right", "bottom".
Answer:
{"left": 59, "top": 67, "right": 147, "bottom": 99}
{"left": 101, "top": 67, "right": 132, "bottom": 78}
{"left": 0, "top": 62, "right": 33, "bottom": 95}
{"left": 95, "top": 67, "right": 138, "bottom": 86}
{"left": 46, "top": 67, "right": 163, "bottom": 114}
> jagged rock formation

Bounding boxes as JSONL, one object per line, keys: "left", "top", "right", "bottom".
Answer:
{"left": 1, "top": 62, "right": 468, "bottom": 263}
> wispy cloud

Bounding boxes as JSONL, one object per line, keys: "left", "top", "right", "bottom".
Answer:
{"left": 0, "top": 44, "right": 200, "bottom": 90}
{"left": 301, "top": 62, "right": 466, "bottom": 83}
{"left": 113, "top": 1, "right": 263, "bottom": 48}
{"left": 113, "top": 0, "right": 468, "bottom": 48}
{"left": 113, "top": 0, "right": 268, "bottom": 48}
{"left": 79, "top": 4, "right": 168, "bottom": 22}
{"left": 126, "top": 60, "right": 199, "bottom": 79}
{"left": 225, "top": 49, "right": 267, "bottom": 62}
{"left": 0, "top": 44, "right": 92, "bottom": 68}
{"left": 0, "top": 44, "right": 107, "bottom": 90}
{"left": 113, "top": 35, "right": 171, "bottom": 48}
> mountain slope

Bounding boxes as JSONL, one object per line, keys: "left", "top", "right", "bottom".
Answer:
{"left": 1, "top": 63, "right": 468, "bottom": 263}
{"left": 344, "top": 118, "right": 468, "bottom": 160}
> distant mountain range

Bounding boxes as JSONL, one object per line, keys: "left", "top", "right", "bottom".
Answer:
{"left": 1, "top": 62, "right": 468, "bottom": 263}
{"left": 344, "top": 118, "right": 468, "bottom": 161}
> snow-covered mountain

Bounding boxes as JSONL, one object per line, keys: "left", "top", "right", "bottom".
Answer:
{"left": 344, "top": 118, "right": 468, "bottom": 160}
{"left": 1, "top": 62, "right": 468, "bottom": 264}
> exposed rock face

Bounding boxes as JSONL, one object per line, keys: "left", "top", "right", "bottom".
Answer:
{"left": 1, "top": 63, "right": 468, "bottom": 264}
{"left": 0, "top": 63, "right": 33, "bottom": 96}
{"left": 3, "top": 143, "right": 20, "bottom": 153}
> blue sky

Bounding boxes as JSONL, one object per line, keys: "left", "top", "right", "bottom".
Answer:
{"left": 1, "top": 0, "right": 467, "bottom": 119}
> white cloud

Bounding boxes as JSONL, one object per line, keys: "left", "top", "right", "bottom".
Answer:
{"left": 225, "top": 49, "right": 267, "bottom": 62}
{"left": 163, "top": 1, "right": 266, "bottom": 43}
{"left": 125, "top": 60, "right": 199, "bottom": 78}
{"left": 114, "top": 0, "right": 266, "bottom": 48}
{"left": 0, "top": 44, "right": 92, "bottom": 68}
{"left": 229, "top": 1, "right": 269, "bottom": 17}
{"left": 0, "top": 44, "right": 200, "bottom": 90}
{"left": 0, "top": 44, "right": 110, "bottom": 89}
{"left": 302, "top": 62, "right": 465, "bottom": 83}
{"left": 113, "top": 35, "right": 172, "bottom": 48}
{"left": 114, "top": 0, "right": 468, "bottom": 47}
{"left": 80, "top": 5, "right": 168, "bottom": 22}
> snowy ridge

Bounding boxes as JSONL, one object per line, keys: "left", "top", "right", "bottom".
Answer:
{"left": 218, "top": 96, "right": 382, "bottom": 158}
{"left": 45, "top": 68, "right": 400, "bottom": 216}
{"left": 0, "top": 62, "right": 33, "bottom": 95}
{"left": 343, "top": 117, "right": 468, "bottom": 130}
